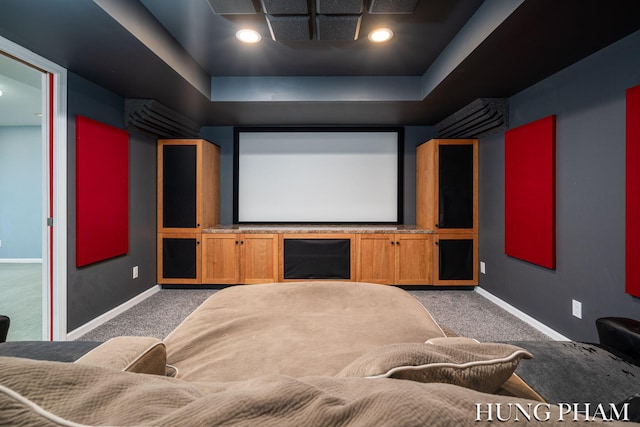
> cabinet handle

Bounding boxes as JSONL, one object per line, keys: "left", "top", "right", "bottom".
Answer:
{"left": 235, "top": 241, "right": 239, "bottom": 245}
{"left": 435, "top": 241, "right": 439, "bottom": 245}
{"left": 435, "top": 223, "right": 439, "bottom": 228}
{"left": 240, "top": 241, "right": 244, "bottom": 245}
{"left": 197, "top": 224, "right": 200, "bottom": 227}
{"left": 396, "top": 241, "right": 400, "bottom": 245}
{"left": 391, "top": 241, "right": 395, "bottom": 245}
{"left": 196, "top": 240, "right": 200, "bottom": 245}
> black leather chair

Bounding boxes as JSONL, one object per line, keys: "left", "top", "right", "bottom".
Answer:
{"left": 0, "top": 315, "right": 9, "bottom": 343}
{"left": 596, "top": 317, "right": 640, "bottom": 365}
{"left": 596, "top": 317, "right": 640, "bottom": 422}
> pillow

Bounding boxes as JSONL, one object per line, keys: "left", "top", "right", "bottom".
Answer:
{"left": 75, "top": 336, "right": 167, "bottom": 376}
{"left": 336, "top": 338, "right": 532, "bottom": 394}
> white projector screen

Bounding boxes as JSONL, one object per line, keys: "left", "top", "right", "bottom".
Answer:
{"left": 235, "top": 129, "right": 403, "bottom": 223}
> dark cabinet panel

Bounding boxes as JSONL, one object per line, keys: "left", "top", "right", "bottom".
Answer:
{"left": 162, "top": 237, "right": 197, "bottom": 279}
{"left": 162, "top": 145, "right": 197, "bottom": 229}
{"left": 158, "top": 234, "right": 201, "bottom": 284}
{"left": 434, "top": 234, "right": 477, "bottom": 286}
{"left": 438, "top": 144, "right": 474, "bottom": 229}
{"left": 283, "top": 239, "right": 351, "bottom": 279}
{"left": 437, "top": 238, "right": 473, "bottom": 280}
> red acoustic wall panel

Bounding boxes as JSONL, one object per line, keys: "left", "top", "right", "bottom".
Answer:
{"left": 76, "top": 116, "right": 129, "bottom": 267}
{"left": 505, "top": 115, "right": 556, "bottom": 269}
{"left": 627, "top": 85, "right": 640, "bottom": 297}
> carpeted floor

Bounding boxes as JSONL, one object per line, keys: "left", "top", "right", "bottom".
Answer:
{"left": 410, "top": 289, "right": 552, "bottom": 341}
{"left": 77, "top": 287, "right": 553, "bottom": 342}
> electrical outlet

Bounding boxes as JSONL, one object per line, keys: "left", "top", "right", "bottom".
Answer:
{"left": 480, "top": 261, "right": 486, "bottom": 274}
{"left": 132, "top": 266, "right": 139, "bottom": 279}
{"left": 572, "top": 299, "right": 582, "bottom": 319}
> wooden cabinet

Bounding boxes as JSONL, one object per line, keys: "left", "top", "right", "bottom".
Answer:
{"left": 202, "top": 234, "right": 278, "bottom": 285}
{"left": 201, "top": 234, "right": 239, "bottom": 284}
{"left": 433, "top": 233, "right": 478, "bottom": 286}
{"left": 356, "top": 234, "right": 432, "bottom": 285}
{"left": 416, "top": 139, "right": 478, "bottom": 233}
{"left": 157, "top": 139, "right": 219, "bottom": 284}
{"left": 241, "top": 234, "right": 279, "bottom": 284}
{"left": 157, "top": 233, "right": 201, "bottom": 285}
{"left": 416, "top": 138, "right": 478, "bottom": 286}
{"left": 158, "top": 139, "right": 220, "bottom": 233}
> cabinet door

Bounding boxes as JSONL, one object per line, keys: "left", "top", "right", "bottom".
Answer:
{"left": 433, "top": 233, "right": 477, "bottom": 286}
{"left": 240, "top": 234, "right": 278, "bottom": 284}
{"left": 159, "top": 142, "right": 198, "bottom": 231}
{"left": 202, "top": 234, "right": 240, "bottom": 284}
{"left": 416, "top": 139, "right": 478, "bottom": 233}
{"left": 158, "top": 233, "right": 201, "bottom": 284}
{"left": 438, "top": 143, "right": 475, "bottom": 230}
{"left": 356, "top": 234, "right": 395, "bottom": 284}
{"left": 395, "top": 234, "right": 433, "bottom": 285}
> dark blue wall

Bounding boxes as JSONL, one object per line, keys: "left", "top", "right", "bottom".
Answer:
{"left": 66, "top": 72, "right": 157, "bottom": 332}
{"left": 478, "top": 30, "right": 640, "bottom": 342}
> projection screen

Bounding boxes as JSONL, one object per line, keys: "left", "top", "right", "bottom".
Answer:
{"left": 234, "top": 128, "right": 403, "bottom": 223}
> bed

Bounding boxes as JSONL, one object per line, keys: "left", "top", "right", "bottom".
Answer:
{"left": 0, "top": 282, "right": 637, "bottom": 425}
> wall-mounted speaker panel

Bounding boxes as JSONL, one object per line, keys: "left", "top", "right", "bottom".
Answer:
{"left": 368, "top": 0, "right": 419, "bottom": 14}
{"left": 206, "top": 0, "right": 258, "bottom": 14}
{"left": 266, "top": 15, "right": 312, "bottom": 40}
{"left": 316, "top": 15, "right": 361, "bottom": 40}
{"left": 316, "top": 0, "right": 363, "bottom": 15}
{"left": 261, "top": 0, "right": 309, "bottom": 15}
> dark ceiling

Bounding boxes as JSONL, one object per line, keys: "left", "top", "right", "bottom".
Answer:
{"left": 1, "top": 0, "right": 639, "bottom": 127}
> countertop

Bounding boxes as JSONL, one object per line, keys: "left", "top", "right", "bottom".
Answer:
{"left": 202, "top": 224, "right": 435, "bottom": 234}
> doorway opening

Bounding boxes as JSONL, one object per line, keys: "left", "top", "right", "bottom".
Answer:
{"left": 0, "top": 36, "right": 68, "bottom": 341}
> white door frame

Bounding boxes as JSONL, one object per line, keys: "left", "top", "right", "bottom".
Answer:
{"left": 0, "top": 35, "right": 67, "bottom": 340}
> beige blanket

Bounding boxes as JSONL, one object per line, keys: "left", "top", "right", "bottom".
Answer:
{"left": 0, "top": 357, "right": 625, "bottom": 426}
{"left": 164, "top": 281, "right": 446, "bottom": 381}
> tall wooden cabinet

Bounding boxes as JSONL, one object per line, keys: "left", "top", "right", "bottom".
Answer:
{"left": 157, "top": 139, "right": 220, "bottom": 284}
{"left": 417, "top": 139, "right": 478, "bottom": 285}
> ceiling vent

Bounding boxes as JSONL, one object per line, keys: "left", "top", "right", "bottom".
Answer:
{"left": 125, "top": 99, "right": 200, "bottom": 139}
{"left": 435, "top": 98, "right": 509, "bottom": 138}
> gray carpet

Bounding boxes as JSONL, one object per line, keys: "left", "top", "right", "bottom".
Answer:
{"left": 410, "top": 290, "right": 552, "bottom": 341}
{"left": 77, "top": 289, "right": 215, "bottom": 342}
{"left": 77, "top": 287, "right": 552, "bottom": 342}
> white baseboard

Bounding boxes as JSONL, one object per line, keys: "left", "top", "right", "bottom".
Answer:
{"left": 0, "top": 258, "right": 43, "bottom": 263}
{"left": 66, "top": 285, "right": 161, "bottom": 341}
{"left": 475, "top": 287, "right": 570, "bottom": 341}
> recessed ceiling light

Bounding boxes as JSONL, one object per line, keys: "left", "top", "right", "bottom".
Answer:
{"left": 236, "top": 29, "right": 262, "bottom": 44}
{"left": 368, "top": 28, "right": 393, "bottom": 43}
